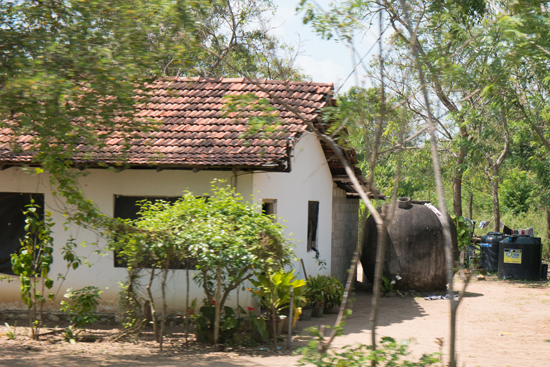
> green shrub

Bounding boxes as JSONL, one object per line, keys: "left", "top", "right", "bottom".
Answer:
{"left": 304, "top": 275, "right": 344, "bottom": 309}
{"left": 60, "top": 286, "right": 103, "bottom": 329}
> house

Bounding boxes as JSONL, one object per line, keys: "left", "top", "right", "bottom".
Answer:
{"left": 0, "top": 77, "right": 366, "bottom": 312}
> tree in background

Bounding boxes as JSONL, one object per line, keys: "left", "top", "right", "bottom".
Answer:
{"left": 149, "top": 0, "right": 308, "bottom": 80}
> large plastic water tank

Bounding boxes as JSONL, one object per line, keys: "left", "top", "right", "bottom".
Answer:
{"left": 498, "top": 235, "right": 542, "bottom": 280}
{"left": 360, "top": 198, "right": 458, "bottom": 291}
{"left": 480, "top": 232, "right": 506, "bottom": 272}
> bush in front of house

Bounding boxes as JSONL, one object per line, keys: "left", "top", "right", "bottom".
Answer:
{"left": 110, "top": 179, "right": 295, "bottom": 346}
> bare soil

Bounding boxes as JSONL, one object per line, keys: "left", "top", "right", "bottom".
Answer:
{"left": 1, "top": 276, "right": 549, "bottom": 367}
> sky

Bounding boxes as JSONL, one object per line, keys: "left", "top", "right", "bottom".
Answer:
{"left": 270, "top": 0, "right": 380, "bottom": 94}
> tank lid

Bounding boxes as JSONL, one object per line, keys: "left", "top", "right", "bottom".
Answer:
{"left": 397, "top": 197, "right": 411, "bottom": 208}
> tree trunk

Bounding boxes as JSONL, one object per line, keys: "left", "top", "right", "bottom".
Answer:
{"left": 398, "top": 2, "right": 458, "bottom": 364}
{"left": 271, "top": 286, "right": 278, "bottom": 350}
{"left": 468, "top": 192, "right": 473, "bottom": 220}
{"left": 185, "top": 262, "right": 190, "bottom": 345}
{"left": 369, "top": 220, "right": 388, "bottom": 355}
{"left": 546, "top": 209, "right": 550, "bottom": 241}
{"left": 159, "top": 264, "right": 168, "bottom": 351}
{"left": 491, "top": 167, "right": 500, "bottom": 233}
{"left": 452, "top": 147, "right": 466, "bottom": 217}
{"left": 214, "top": 265, "right": 221, "bottom": 345}
{"left": 146, "top": 268, "right": 159, "bottom": 343}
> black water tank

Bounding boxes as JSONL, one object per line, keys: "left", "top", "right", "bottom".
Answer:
{"left": 360, "top": 198, "right": 458, "bottom": 291}
{"left": 498, "top": 235, "right": 542, "bottom": 280}
{"left": 480, "top": 232, "right": 505, "bottom": 271}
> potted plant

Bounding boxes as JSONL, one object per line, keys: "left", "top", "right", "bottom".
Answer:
{"left": 323, "top": 276, "right": 344, "bottom": 313}
{"left": 304, "top": 275, "right": 327, "bottom": 317}
{"left": 249, "top": 269, "right": 306, "bottom": 338}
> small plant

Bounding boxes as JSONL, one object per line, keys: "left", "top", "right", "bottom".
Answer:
{"left": 63, "top": 325, "right": 78, "bottom": 345}
{"left": 249, "top": 269, "right": 306, "bottom": 316}
{"left": 192, "top": 304, "right": 239, "bottom": 344}
{"left": 2, "top": 322, "right": 17, "bottom": 340}
{"left": 451, "top": 214, "right": 471, "bottom": 251}
{"left": 381, "top": 276, "right": 395, "bottom": 294}
{"left": 323, "top": 277, "right": 344, "bottom": 310}
{"left": 60, "top": 286, "right": 103, "bottom": 343}
{"left": 118, "top": 269, "right": 146, "bottom": 332}
{"left": 304, "top": 275, "right": 327, "bottom": 308}
{"left": 10, "top": 201, "right": 55, "bottom": 340}
{"left": 303, "top": 275, "right": 344, "bottom": 312}
{"left": 243, "top": 306, "right": 268, "bottom": 342}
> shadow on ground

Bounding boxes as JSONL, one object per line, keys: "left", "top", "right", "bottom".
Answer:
{"left": 294, "top": 290, "right": 429, "bottom": 339}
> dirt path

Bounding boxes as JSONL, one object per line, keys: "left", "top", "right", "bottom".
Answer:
{"left": 1, "top": 277, "right": 549, "bottom": 367}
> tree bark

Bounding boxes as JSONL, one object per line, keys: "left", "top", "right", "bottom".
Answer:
{"left": 185, "top": 261, "right": 190, "bottom": 345}
{"left": 146, "top": 268, "right": 159, "bottom": 343}
{"left": 398, "top": 2, "right": 457, "bottom": 365}
{"left": 546, "top": 209, "right": 550, "bottom": 241}
{"left": 491, "top": 169, "right": 500, "bottom": 233}
{"left": 468, "top": 192, "right": 473, "bottom": 220}
{"left": 369, "top": 11, "right": 388, "bottom": 361}
{"left": 452, "top": 146, "right": 467, "bottom": 217}
{"left": 369, "top": 221, "right": 388, "bottom": 353}
{"left": 159, "top": 264, "right": 169, "bottom": 351}
{"left": 214, "top": 265, "right": 221, "bottom": 345}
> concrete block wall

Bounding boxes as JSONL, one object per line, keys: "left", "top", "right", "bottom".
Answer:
{"left": 331, "top": 184, "right": 360, "bottom": 284}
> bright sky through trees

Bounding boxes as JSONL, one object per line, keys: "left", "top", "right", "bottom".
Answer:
{"left": 273, "top": 0, "right": 379, "bottom": 93}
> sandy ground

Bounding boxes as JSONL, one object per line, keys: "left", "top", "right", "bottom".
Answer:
{"left": 1, "top": 276, "right": 549, "bottom": 367}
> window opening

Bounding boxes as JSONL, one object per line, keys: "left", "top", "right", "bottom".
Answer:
{"left": 307, "top": 201, "right": 319, "bottom": 254}
{"left": 113, "top": 195, "right": 196, "bottom": 269}
{"left": 0, "top": 193, "right": 45, "bottom": 275}
{"left": 262, "top": 199, "right": 277, "bottom": 222}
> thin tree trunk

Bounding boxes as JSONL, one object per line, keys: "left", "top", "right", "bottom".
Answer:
{"left": 146, "top": 268, "right": 159, "bottom": 343}
{"left": 491, "top": 169, "right": 500, "bottom": 233}
{"left": 185, "top": 261, "right": 189, "bottom": 345}
{"left": 453, "top": 147, "right": 466, "bottom": 217}
{"left": 468, "top": 192, "right": 473, "bottom": 220}
{"left": 159, "top": 263, "right": 168, "bottom": 351}
{"left": 214, "top": 265, "right": 221, "bottom": 345}
{"left": 398, "top": 2, "right": 457, "bottom": 365}
{"left": 546, "top": 209, "right": 550, "bottom": 242}
{"left": 487, "top": 110, "right": 509, "bottom": 234}
{"left": 271, "top": 285, "right": 278, "bottom": 350}
{"left": 369, "top": 221, "right": 388, "bottom": 353}
{"left": 369, "top": 10, "right": 388, "bottom": 361}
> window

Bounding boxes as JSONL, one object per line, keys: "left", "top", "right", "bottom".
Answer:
{"left": 0, "top": 193, "right": 44, "bottom": 275}
{"left": 262, "top": 199, "right": 277, "bottom": 222}
{"left": 113, "top": 195, "right": 194, "bottom": 269}
{"left": 307, "top": 201, "right": 319, "bottom": 252}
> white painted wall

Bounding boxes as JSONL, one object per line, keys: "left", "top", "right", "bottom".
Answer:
{"left": 0, "top": 168, "right": 254, "bottom": 312}
{"left": 0, "top": 132, "right": 334, "bottom": 312}
{"left": 252, "top": 132, "right": 334, "bottom": 280}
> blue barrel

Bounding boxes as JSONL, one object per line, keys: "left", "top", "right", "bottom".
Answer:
{"left": 498, "top": 235, "right": 542, "bottom": 280}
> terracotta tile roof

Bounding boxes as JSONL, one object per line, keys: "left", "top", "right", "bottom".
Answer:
{"left": 0, "top": 77, "right": 334, "bottom": 170}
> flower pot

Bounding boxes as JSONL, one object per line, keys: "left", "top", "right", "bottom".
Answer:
{"left": 312, "top": 306, "right": 324, "bottom": 317}
{"left": 265, "top": 317, "right": 284, "bottom": 337}
{"left": 281, "top": 315, "right": 297, "bottom": 333}
{"left": 299, "top": 308, "right": 312, "bottom": 321}
{"left": 324, "top": 305, "right": 340, "bottom": 314}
